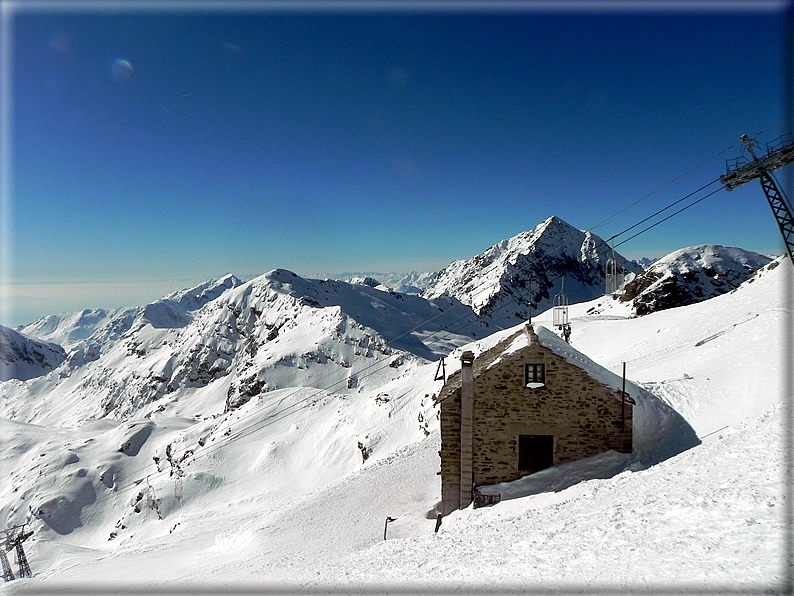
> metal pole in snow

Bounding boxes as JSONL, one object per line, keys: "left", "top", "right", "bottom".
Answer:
{"left": 384, "top": 516, "right": 396, "bottom": 540}
{"left": 528, "top": 279, "right": 533, "bottom": 323}
{"left": 622, "top": 362, "right": 627, "bottom": 429}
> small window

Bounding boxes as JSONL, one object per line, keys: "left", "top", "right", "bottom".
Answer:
{"left": 525, "top": 363, "right": 545, "bottom": 388}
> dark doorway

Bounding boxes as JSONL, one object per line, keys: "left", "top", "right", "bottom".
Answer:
{"left": 518, "top": 435, "right": 554, "bottom": 473}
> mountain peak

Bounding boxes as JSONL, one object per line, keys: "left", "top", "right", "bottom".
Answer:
{"left": 423, "top": 217, "right": 640, "bottom": 322}
{"left": 540, "top": 214, "right": 568, "bottom": 228}
{"left": 163, "top": 274, "right": 244, "bottom": 311}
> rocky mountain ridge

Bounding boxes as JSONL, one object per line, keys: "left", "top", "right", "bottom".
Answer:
{"left": 422, "top": 216, "right": 641, "bottom": 325}
{"left": 21, "top": 275, "right": 245, "bottom": 351}
{"left": 0, "top": 325, "right": 67, "bottom": 382}
{"left": 7, "top": 270, "right": 492, "bottom": 425}
{"left": 7, "top": 221, "right": 775, "bottom": 424}
{"left": 343, "top": 271, "right": 439, "bottom": 295}
{"left": 620, "top": 245, "right": 773, "bottom": 315}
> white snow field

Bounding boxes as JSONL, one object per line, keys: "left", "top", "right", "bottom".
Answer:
{"left": 0, "top": 258, "right": 790, "bottom": 595}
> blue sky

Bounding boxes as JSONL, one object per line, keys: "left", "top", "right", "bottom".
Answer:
{"left": 2, "top": 1, "right": 792, "bottom": 326}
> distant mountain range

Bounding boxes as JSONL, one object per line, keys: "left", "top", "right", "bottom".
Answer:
{"left": 3, "top": 217, "right": 773, "bottom": 411}
{"left": 343, "top": 271, "right": 438, "bottom": 295}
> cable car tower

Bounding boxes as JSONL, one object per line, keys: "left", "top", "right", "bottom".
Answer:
{"left": 0, "top": 524, "right": 33, "bottom": 581}
{"left": 605, "top": 245, "right": 625, "bottom": 296}
{"left": 170, "top": 460, "right": 184, "bottom": 503}
{"left": 720, "top": 133, "right": 794, "bottom": 264}
{"left": 553, "top": 277, "right": 571, "bottom": 343}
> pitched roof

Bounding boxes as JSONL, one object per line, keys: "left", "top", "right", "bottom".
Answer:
{"left": 434, "top": 322, "right": 635, "bottom": 404}
{"left": 434, "top": 324, "right": 533, "bottom": 404}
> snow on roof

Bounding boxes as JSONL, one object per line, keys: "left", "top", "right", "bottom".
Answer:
{"left": 435, "top": 319, "right": 699, "bottom": 466}
{"left": 435, "top": 322, "right": 634, "bottom": 404}
{"left": 533, "top": 324, "right": 635, "bottom": 400}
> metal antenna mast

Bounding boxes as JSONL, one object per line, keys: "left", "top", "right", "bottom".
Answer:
{"left": 720, "top": 133, "right": 794, "bottom": 264}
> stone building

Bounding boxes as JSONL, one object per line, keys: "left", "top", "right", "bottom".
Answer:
{"left": 436, "top": 323, "right": 633, "bottom": 514}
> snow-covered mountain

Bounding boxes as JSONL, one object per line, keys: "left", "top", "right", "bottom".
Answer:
{"left": 20, "top": 307, "right": 136, "bottom": 353}
{"left": 0, "top": 219, "right": 788, "bottom": 592}
{"left": 20, "top": 275, "right": 244, "bottom": 351}
{"left": 620, "top": 244, "right": 772, "bottom": 315}
{"left": 346, "top": 275, "right": 389, "bottom": 292}
{"left": 0, "top": 252, "right": 786, "bottom": 592}
{"left": 0, "top": 325, "right": 66, "bottom": 381}
{"left": 159, "top": 273, "right": 244, "bottom": 312}
{"left": 632, "top": 256, "right": 657, "bottom": 269}
{"left": 343, "top": 271, "right": 438, "bottom": 295}
{"left": 3, "top": 269, "right": 492, "bottom": 426}
{"left": 423, "top": 216, "right": 641, "bottom": 325}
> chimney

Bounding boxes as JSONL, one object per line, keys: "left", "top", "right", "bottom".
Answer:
{"left": 459, "top": 350, "right": 475, "bottom": 509}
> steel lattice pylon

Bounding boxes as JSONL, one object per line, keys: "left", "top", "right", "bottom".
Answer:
{"left": 0, "top": 525, "right": 33, "bottom": 581}
{"left": 759, "top": 172, "right": 794, "bottom": 263}
{"left": 720, "top": 134, "right": 794, "bottom": 264}
{"left": 14, "top": 540, "right": 31, "bottom": 579}
{"left": 1, "top": 550, "right": 14, "bottom": 582}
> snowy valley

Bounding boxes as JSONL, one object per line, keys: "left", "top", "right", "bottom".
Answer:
{"left": 0, "top": 216, "right": 789, "bottom": 594}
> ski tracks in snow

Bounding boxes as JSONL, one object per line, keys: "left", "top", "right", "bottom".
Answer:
{"left": 694, "top": 313, "right": 760, "bottom": 347}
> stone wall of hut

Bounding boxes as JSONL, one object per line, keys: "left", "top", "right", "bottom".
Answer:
{"left": 439, "top": 334, "right": 632, "bottom": 514}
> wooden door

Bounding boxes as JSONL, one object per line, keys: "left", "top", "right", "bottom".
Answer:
{"left": 518, "top": 435, "right": 554, "bottom": 473}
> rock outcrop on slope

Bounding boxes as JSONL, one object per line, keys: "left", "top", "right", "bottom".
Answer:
{"left": 0, "top": 325, "right": 66, "bottom": 381}
{"left": 619, "top": 245, "right": 772, "bottom": 316}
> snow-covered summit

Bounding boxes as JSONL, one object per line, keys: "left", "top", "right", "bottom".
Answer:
{"left": 161, "top": 274, "right": 244, "bottom": 311}
{"left": 19, "top": 307, "right": 134, "bottom": 352}
{"left": 347, "top": 276, "right": 383, "bottom": 288}
{"left": 620, "top": 244, "right": 772, "bottom": 315}
{"left": 632, "top": 256, "right": 657, "bottom": 269}
{"left": 139, "top": 274, "right": 246, "bottom": 330}
{"left": 422, "top": 216, "right": 640, "bottom": 324}
{"left": 213, "top": 268, "right": 491, "bottom": 362}
{"left": 639, "top": 244, "right": 770, "bottom": 274}
{"left": 341, "top": 271, "right": 438, "bottom": 295}
{"left": 19, "top": 275, "right": 244, "bottom": 351}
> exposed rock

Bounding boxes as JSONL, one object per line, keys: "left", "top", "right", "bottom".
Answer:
{"left": 0, "top": 325, "right": 66, "bottom": 381}
{"left": 423, "top": 216, "right": 640, "bottom": 325}
{"left": 620, "top": 245, "right": 772, "bottom": 315}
